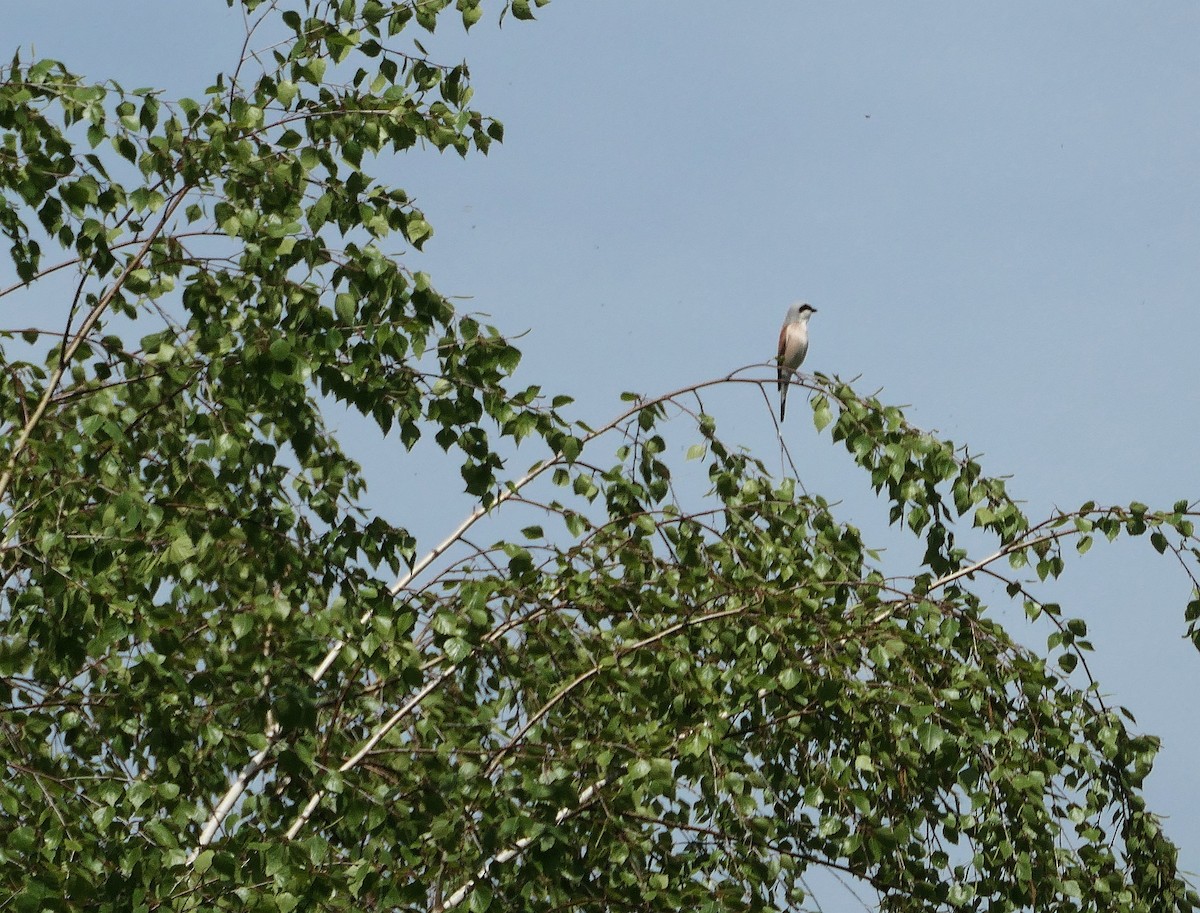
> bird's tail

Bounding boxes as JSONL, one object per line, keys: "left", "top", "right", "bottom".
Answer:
{"left": 779, "top": 381, "right": 788, "bottom": 422}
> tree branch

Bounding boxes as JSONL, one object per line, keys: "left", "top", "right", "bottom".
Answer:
{"left": 0, "top": 188, "right": 188, "bottom": 508}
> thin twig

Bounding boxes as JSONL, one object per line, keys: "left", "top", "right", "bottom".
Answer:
{"left": 0, "top": 189, "right": 188, "bottom": 508}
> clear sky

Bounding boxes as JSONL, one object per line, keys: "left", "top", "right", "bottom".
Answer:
{"left": 10, "top": 0, "right": 1200, "bottom": 884}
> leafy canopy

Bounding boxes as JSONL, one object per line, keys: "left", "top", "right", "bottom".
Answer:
{"left": 1, "top": 2, "right": 1198, "bottom": 911}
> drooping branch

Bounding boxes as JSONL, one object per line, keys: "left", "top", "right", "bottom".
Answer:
{"left": 0, "top": 188, "right": 189, "bottom": 508}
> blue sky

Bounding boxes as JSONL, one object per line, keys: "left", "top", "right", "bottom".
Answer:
{"left": 10, "top": 0, "right": 1200, "bottom": 887}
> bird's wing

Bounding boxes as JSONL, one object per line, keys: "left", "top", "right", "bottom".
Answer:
{"left": 777, "top": 322, "right": 799, "bottom": 384}
{"left": 777, "top": 322, "right": 790, "bottom": 362}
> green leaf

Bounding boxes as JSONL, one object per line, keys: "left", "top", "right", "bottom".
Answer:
{"left": 404, "top": 215, "right": 433, "bottom": 247}
{"left": 308, "top": 192, "right": 333, "bottom": 231}
{"left": 469, "top": 883, "right": 493, "bottom": 913}
{"left": 166, "top": 532, "right": 196, "bottom": 564}
{"left": 277, "top": 79, "right": 298, "bottom": 107}
{"left": 193, "top": 850, "right": 214, "bottom": 875}
{"left": 335, "top": 293, "right": 356, "bottom": 322}
{"left": 462, "top": 5, "right": 484, "bottom": 29}
{"left": 811, "top": 394, "right": 832, "bottom": 431}
{"left": 916, "top": 722, "right": 946, "bottom": 753}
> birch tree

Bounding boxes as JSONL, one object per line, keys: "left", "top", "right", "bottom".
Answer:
{"left": 1, "top": 2, "right": 1198, "bottom": 911}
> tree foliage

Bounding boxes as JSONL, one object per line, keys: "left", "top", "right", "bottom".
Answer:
{"left": 1, "top": 2, "right": 1198, "bottom": 911}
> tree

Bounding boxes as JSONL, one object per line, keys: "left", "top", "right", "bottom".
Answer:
{"left": 1, "top": 2, "right": 1198, "bottom": 910}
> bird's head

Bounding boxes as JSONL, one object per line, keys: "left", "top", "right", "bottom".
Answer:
{"left": 787, "top": 302, "right": 817, "bottom": 322}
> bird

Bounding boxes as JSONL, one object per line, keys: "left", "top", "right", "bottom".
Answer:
{"left": 777, "top": 302, "right": 817, "bottom": 422}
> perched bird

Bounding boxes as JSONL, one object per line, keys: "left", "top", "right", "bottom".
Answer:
{"left": 776, "top": 302, "right": 817, "bottom": 421}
